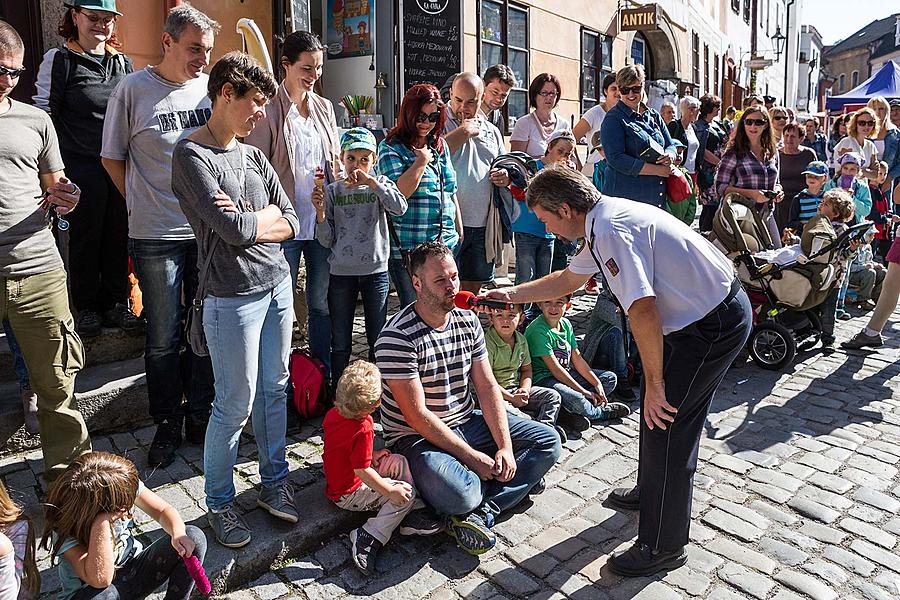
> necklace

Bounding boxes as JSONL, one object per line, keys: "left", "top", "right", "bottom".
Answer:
{"left": 205, "top": 123, "right": 226, "bottom": 149}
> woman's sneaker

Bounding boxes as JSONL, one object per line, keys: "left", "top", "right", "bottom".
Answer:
{"left": 592, "top": 402, "right": 631, "bottom": 422}
{"left": 350, "top": 527, "right": 382, "bottom": 575}
{"left": 447, "top": 513, "right": 496, "bottom": 555}
{"left": 208, "top": 505, "right": 251, "bottom": 548}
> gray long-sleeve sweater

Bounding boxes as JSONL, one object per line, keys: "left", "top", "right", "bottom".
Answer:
{"left": 316, "top": 176, "right": 408, "bottom": 276}
{"left": 172, "top": 139, "right": 299, "bottom": 297}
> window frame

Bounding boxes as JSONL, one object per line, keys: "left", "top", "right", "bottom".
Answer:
{"left": 839, "top": 73, "right": 845, "bottom": 91}
{"left": 477, "top": 0, "right": 530, "bottom": 132}
{"left": 692, "top": 32, "right": 700, "bottom": 85}
{"left": 731, "top": 0, "right": 740, "bottom": 14}
{"left": 704, "top": 43, "right": 710, "bottom": 94}
{"left": 743, "top": 0, "right": 751, "bottom": 24}
{"left": 580, "top": 27, "right": 612, "bottom": 113}
{"left": 714, "top": 53, "right": 720, "bottom": 96}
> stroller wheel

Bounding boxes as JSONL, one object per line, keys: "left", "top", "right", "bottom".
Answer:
{"left": 748, "top": 321, "right": 797, "bottom": 371}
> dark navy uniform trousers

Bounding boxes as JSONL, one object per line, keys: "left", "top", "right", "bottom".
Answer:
{"left": 636, "top": 279, "right": 752, "bottom": 551}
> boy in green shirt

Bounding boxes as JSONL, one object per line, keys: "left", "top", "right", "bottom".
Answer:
{"left": 525, "top": 295, "right": 630, "bottom": 431}
{"left": 486, "top": 306, "right": 566, "bottom": 442}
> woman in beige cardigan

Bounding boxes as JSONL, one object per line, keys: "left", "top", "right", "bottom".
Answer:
{"left": 244, "top": 31, "right": 341, "bottom": 373}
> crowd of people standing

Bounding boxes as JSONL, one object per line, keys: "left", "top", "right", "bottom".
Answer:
{"left": 4, "top": 0, "right": 900, "bottom": 598}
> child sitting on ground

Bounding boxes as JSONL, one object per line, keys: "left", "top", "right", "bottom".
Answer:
{"left": 322, "top": 361, "right": 441, "bottom": 576}
{"left": 525, "top": 295, "right": 631, "bottom": 433}
{"left": 42, "top": 452, "right": 207, "bottom": 600}
{"left": 485, "top": 305, "right": 566, "bottom": 441}
{"left": 786, "top": 160, "right": 828, "bottom": 232}
{"left": 848, "top": 228, "right": 885, "bottom": 310}
{"left": 1, "top": 480, "right": 38, "bottom": 599}
{"left": 314, "top": 128, "right": 408, "bottom": 388}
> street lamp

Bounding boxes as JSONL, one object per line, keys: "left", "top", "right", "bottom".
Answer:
{"left": 771, "top": 26, "right": 786, "bottom": 61}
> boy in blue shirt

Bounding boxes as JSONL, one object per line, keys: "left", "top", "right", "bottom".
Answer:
{"left": 786, "top": 160, "right": 828, "bottom": 232}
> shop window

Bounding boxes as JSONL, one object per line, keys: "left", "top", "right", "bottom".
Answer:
{"left": 692, "top": 33, "right": 700, "bottom": 85}
{"left": 479, "top": 0, "right": 529, "bottom": 128}
{"left": 631, "top": 36, "right": 646, "bottom": 67}
{"left": 581, "top": 28, "right": 612, "bottom": 112}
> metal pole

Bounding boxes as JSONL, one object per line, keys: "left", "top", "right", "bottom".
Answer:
{"left": 785, "top": 0, "right": 795, "bottom": 104}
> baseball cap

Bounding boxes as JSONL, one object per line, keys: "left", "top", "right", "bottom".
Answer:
{"left": 548, "top": 130, "right": 576, "bottom": 145}
{"left": 802, "top": 161, "right": 828, "bottom": 176}
{"left": 890, "top": 99, "right": 900, "bottom": 108}
{"left": 340, "top": 127, "right": 377, "bottom": 153}
{"left": 839, "top": 152, "right": 862, "bottom": 167}
{"left": 65, "top": 0, "right": 122, "bottom": 15}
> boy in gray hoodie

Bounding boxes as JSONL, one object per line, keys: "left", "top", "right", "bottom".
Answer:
{"left": 314, "top": 128, "right": 408, "bottom": 386}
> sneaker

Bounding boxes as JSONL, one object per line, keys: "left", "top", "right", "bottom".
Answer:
{"left": 257, "top": 483, "right": 298, "bottom": 523}
{"left": 530, "top": 477, "right": 546, "bottom": 495}
{"left": 842, "top": 330, "right": 884, "bottom": 350}
{"left": 554, "top": 424, "right": 568, "bottom": 444}
{"left": 836, "top": 309, "right": 852, "bottom": 321}
{"left": 75, "top": 310, "right": 102, "bottom": 338}
{"left": 399, "top": 508, "right": 444, "bottom": 536}
{"left": 592, "top": 402, "right": 631, "bottom": 423}
{"left": 447, "top": 513, "right": 496, "bottom": 556}
{"left": 21, "top": 389, "right": 39, "bottom": 435}
{"left": 148, "top": 418, "right": 182, "bottom": 468}
{"left": 207, "top": 506, "right": 251, "bottom": 548}
{"left": 558, "top": 410, "right": 590, "bottom": 432}
{"left": 103, "top": 303, "right": 143, "bottom": 333}
{"left": 856, "top": 299, "right": 877, "bottom": 311}
{"left": 614, "top": 384, "right": 637, "bottom": 403}
{"left": 184, "top": 416, "right": 208, "bottom": 444}
{"left": 350, "top": 527, "right": 382, "bottom": 575}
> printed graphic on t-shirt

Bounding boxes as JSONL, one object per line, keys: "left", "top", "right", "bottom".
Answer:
{"left": 553, "top": 338, "right": 572, "bottom": 370}
{"left": 157, "top": 108, "right": 212, "bottom": 133}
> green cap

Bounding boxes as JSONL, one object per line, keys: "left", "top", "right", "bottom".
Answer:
{"left": 340, "top": 127, "right": 377, "bottom": 153}
{"left": 65, "top": 0, "right": 122, "bottom": 16}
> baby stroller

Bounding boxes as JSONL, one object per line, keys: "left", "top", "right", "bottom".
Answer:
{"left": 708, "top": 193, "right": 872, "bottom": 370}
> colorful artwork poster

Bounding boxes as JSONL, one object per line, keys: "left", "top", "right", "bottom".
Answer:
{"left": 326, "top": 0, "right": 374, "bottom": 59}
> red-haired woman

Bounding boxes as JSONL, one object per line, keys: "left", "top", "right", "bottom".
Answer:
{"left": 377, "top": 84, "right": 461, "bottom": 306}
{"left": 510, "top": 73, "right": 572, "bottom": 158}
{"left": 33, "top": 0, "right": 137, "bottom": 338}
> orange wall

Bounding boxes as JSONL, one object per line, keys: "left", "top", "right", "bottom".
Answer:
{"left": 115, "top": 0, "right": 273, "bottom": 69}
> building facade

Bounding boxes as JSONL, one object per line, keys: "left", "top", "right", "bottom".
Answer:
{"left": 796, "top": 24, "right": 823, "bottom": 113}
{"left": 822, "top": 12, "right": 900, "bottom": 101}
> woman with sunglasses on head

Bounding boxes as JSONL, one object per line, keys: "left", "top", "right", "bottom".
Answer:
{"left": 867, "top": 96, "right": 900, "bottom": 201}
{"left": 32, "top": 0, "right": 138, "bottom": 339}
{"left": 599, "top": 64, "right": 678, "bottom": 210}
{"left": 832, "top": 108, "right": 879, "bottom": 178}
{"left": 510, "top": 73, "right": 573, "bottom": 160}
{"left": 715, "top": 106, "right": 784, "bottom": 247}
{"left": 244, "top": 31, "right": 341, "bottom": 373}
{"left": 377, "top": 84, "right": 461, "bottom": 307}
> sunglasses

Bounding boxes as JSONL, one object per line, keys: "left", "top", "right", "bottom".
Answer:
{"left": 0, "top": 65, "right": 25, "bottom": 78}
{"left": 619, "top": 85, "right": 644, "bottom": 96}
{"left": 744, "top": 118, "right": 768, "bottom": 127}
{"left": 857, "top": 120, "right": 875, "bottom": 127}
{"left": 772, "top": 115, "right": 788, "bottom": 121}
{"left": 415, "top": 111, "right": 440, "bottom": 124}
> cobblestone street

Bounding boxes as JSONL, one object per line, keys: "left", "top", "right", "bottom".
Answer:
{"left": 4, "top": 292, "right": 900, "bottom": 600}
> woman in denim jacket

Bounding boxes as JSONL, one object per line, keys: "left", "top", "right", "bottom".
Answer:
{"left": 599, "top": 64, "right": 678, "bottom": 209}
{"left": 869, "top": 97, "right": 900, "bottom": 203}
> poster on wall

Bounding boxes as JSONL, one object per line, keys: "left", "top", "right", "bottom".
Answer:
{"left": 325, "top": 0, "right": 374, "bottom": 59}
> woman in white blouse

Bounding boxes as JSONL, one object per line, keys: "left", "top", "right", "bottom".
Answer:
{"left": 510, "top": 73, "right": 571, "bottom": 159}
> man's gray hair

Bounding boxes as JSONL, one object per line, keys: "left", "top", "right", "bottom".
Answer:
{"left": 679, "top": 95, "right": 700, "bottom": 112}
{"left": 526, "top": 166, "right": 599, "bottom": 215}
{"left": 164, "top": 2, "right": 221, "bottom": 40}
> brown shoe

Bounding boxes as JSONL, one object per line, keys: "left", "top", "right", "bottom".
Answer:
{"left": 841, "top": 330, "right": 883, "bottom": 350}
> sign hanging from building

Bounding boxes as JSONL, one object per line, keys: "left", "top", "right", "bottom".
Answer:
{"left": 620, "top": 4, "right": 659, "bottom": 32}
{"left": 746, "top": 58, "right": 774, "bottom": 70}
{"left": 399, "top": 0, "right": 462, "bottom": 91}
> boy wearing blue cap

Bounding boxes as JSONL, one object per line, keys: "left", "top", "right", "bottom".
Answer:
{"left": 314, "top": 128, "right": 408, "bottom": 386}
{"left": 786, "top": 160, "right": 828, "bottom": 231}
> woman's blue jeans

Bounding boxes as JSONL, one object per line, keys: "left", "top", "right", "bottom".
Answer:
{"left": 514, "top": 232, "right": 554, "bottom": 321}
{"left": 536, "top": 368, "right": 618, "bottom": 421}
{"left": 202, "top": 277, "right": 293, "bottom": 511}
{"left": 328, "top": 271, "right": 390, "bottom": 387}
{"left": 282, "top": 238, "right": 331, "bottom": 370}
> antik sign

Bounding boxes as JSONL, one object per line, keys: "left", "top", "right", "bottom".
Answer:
{"left": 620, "top": 4, "right": 659, "bottom": 31}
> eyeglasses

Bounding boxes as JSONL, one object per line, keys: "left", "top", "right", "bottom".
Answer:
{"left": 415, "top": 111, "right": 441, "bottom": 124}
{"left": 857, "top": 120, "right": 876, "bottom": 127}
{"left": 0, "top": 65, "right": 25, "bottom": 78}
{"left": 744, "top": 118, "right": 768, "bottom": 127}
{"left": 619, "top": 85, "right": 644, "bottom": 96}
{"left": 772, "top": 115, "right": 788, "bottom": 121}
{"left": 538, "top": 91, "right": 558, "bottom": 98}
{"left": 78, "top": 10, "right": 116, "bottom": 26}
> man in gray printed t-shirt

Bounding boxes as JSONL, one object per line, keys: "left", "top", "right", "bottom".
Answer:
{"left": 101, "top": 3, "right": 219, "bottom": 469}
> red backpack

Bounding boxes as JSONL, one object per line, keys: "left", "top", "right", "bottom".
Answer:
{"left": 289, "top": 348, "right": 330, "bottom": 419}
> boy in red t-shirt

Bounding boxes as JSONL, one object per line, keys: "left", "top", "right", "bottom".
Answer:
{"left": 322, "top": 361, "right": 441, "bottom": 575}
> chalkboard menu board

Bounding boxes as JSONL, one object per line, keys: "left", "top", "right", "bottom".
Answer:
{"left": 291, "top": 0, "right": 310, "bottom": 32}
{"left": 400, "top": 0, "right": 461, "bottom": 91}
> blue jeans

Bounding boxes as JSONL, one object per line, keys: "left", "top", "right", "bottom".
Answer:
{"left": 128, "top": 238, "right": 214, "bottom": 424}
{"left": 328, "top": 272, "right": 390, "bottom": 387}
{"left": 282, "top": 239, "right": 332, "bottom": 370}
{"left": 514, "top": 232, "right": 554, "bottom": 321}
{"left": 202, "top": 277, "right": 293, "bottom": 510}
{"left": 537, "top": 368, "right": 618, "bottom": 421}
{"left": 388, "top": 257, "right": 417, "bottom": 309}
{"left": 392, "top": 410, "right": 561, "bottom": 521}
{"left": 596, "top": 328, "right": 628, "bottom": 382}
